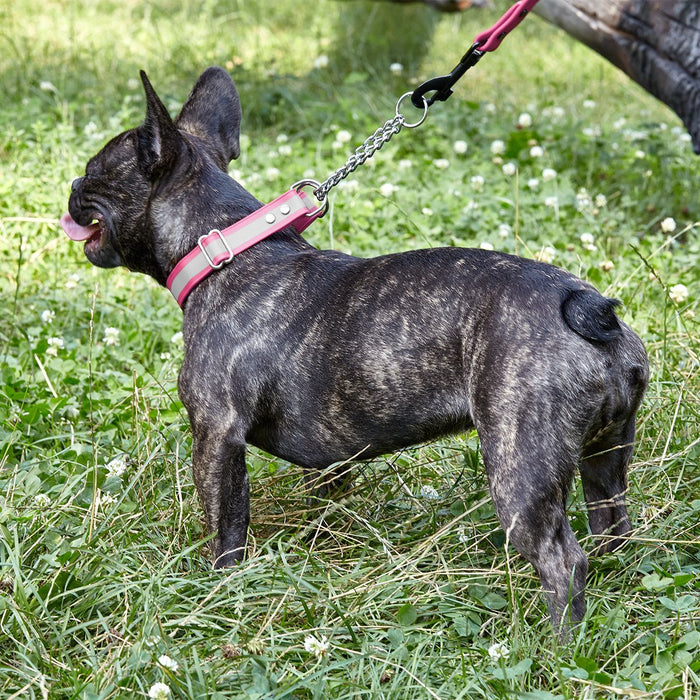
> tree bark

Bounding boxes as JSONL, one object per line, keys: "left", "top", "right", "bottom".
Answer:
{"left": 534, "top": 0, "right": 700, "bottom": 153}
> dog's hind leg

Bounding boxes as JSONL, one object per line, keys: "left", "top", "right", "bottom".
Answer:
{"left": 479, "top": 427, "right": 588, "bottom": 633}
{"left": 191, "top": 430, "right": 250, "bottom": 567}
{"left": 580, "top": 351, "right": 647, "bottom": 555}
{"left": 579, "top": 415, "right": 636, "bottom": 554}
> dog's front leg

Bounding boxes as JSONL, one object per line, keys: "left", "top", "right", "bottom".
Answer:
{"left": 191, "top": 431, "right": 250, "bottom": 567}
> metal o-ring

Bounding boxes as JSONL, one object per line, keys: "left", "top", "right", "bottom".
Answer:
{"left": 395, "top": 92, "right": 429, "bottom": 129}
{"left": 292, "top": 179, "right": 330, "bottom": 218}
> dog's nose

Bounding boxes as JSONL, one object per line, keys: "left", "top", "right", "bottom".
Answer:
{"left": 71, "top": 176, "right": 84, "bottom": 192}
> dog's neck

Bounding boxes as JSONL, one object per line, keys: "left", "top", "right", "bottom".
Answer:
{"left": 154, "top": 172, "right": 313, "bottom": 284}
{"left": 154, "top": 170, "right": 319, "bottom": 309}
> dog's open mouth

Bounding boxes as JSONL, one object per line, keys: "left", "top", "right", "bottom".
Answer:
{"left": 60, "top": 212, "right": 105, "bottom": 250}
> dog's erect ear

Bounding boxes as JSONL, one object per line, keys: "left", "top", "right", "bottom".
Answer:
{"left": 138, "top": 70, "right": 182, "bottom": 180}
{"left": 174, "top": 67, "right": 242, "bottom": 171}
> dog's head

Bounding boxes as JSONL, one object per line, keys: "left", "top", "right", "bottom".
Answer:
{"left": 61, "top": 67, "right": 243, "bottom": 283}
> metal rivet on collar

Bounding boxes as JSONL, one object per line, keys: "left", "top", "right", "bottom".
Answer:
{"left": 279, "top": 204, "right": 291, "bottom": 215}
{"left": 265, "top": 213, "right": 276, "bottom": 224}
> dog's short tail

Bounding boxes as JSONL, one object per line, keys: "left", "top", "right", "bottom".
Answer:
{"left": 561, "top": 288, "right": 622, "bottom": 343}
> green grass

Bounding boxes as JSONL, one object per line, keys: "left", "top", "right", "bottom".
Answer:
{"left": 1, "top": 0, "right": 699, "bottom": 698}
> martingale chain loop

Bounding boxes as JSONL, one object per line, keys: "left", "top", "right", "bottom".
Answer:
{"left": 313, "top": 92, "right": 428, "bottom": 201}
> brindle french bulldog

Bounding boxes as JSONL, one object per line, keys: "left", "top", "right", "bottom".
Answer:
{"left": 61, "top": 67, "right": 648, "bottom": 633}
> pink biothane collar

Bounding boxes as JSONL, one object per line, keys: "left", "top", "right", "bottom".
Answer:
{"left": 166, "top": 185, "right": 326, "bottom": 307}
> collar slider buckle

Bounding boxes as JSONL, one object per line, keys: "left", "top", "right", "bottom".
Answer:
{"left": 198, "top": 229, "right": 234, "bottom": 270}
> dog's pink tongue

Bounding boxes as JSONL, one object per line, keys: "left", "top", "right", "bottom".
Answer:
{"left": 60, "top": 212, "right": 100, "bottom": 241}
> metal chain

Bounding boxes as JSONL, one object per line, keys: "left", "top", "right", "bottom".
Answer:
{"left": 313, "top": 92, "right": 429, "bottom": 201}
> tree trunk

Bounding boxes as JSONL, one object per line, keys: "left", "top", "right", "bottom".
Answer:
{"left": 534, "top": 0, "right": 700, "bottom": 153}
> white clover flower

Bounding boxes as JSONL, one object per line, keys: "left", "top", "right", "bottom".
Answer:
{"left": 550, "top": 106, "right": 565, "bottom": 119}
{"left": 575, "top": 188, "right": 591, "bottom": 210}
{"left": 337, "top": 179, "right": 359, "bottom": 192}
{"left": 148, "top": 683, "right": 171, "bottom": 700}
{"left": 498, "top": 223, "right": 511, "bottom": 238}
{"left": 96, "top": 490, "right": 116, "bottom": 508}
{"left": 336, "top": 129, "right": 352, "bottom": 144}
{"left": 502, "top": 162, "right": 516, "bottom": 176}
{"left": 488, "top": 642, "right": 510, "bottom": 661}
{"left": 634, "top": 150, "right": 646, "bottom": 159}
{"left": 594, "top": 194, "right": 607, "bottom": 208}
{"left": 41, "top": 309, "right": 55, "bottom": 324}
{"left": 660, "top": 217, "right": 677, "bottom": 233}
{"left": 34, "top": 494, "right": 51, "bottom": 508}
{"left": 313, "top": 55, "right": 329, "bottom": 69}
{"left": 278, "top": 144, "right": 292, "bottom": 156}
{"left": 582, "top": 126, "right": 601, "bottom": 138}
{"left": 171, "top": 331, "right": 184, "bottom": 345}
{"left": 457, "top": 526, "right": 470, "bottom": 544}
{"left": 470, "top": 175, "right": 485, "bottom": 191}
{"left": 103, "top": 327, "right": 120, "bottom": 346}
{"left": 9, "top": 403, "right": 24, "bottom": 423}
{"left": 534, "top": 246, "right": 555, "bottom": 263}
{"left": 304, "top": 634, "right": 330, "bottom": 659}
{"left": 421, "top": 207, "right": 433, "bottom": 217}
{"left": 544, "top": 196, "right": 558, "bottom": 209}
{"left": 276, "top": 134, "right": 288, "bottom": 144}
{"left": 433, "top": 158, "right": 450, "bottom": 170}
{"left": 379, "top": 182, "right": 398, "bottom": 197}
{"left": 529, "top": 145, "right": 544, "bottom": 158}
{"left": 65, "top": 273, "right": 80, "bottom": 289}
{"left": 541, "top": 167, "right": 557, "bottom": 182}
{"left": 398, "top": 159, "right": 413, "bottom": 170}
{"left": 580, "top": 232, "right": 596, "bottom": 251}
{"left": 106, "top": 455, "right": 128, "bottom": 479}
{"left": 265, "top": 167, "right": 281, "bottom": 181}
{"left": 669, "top": 284, "right": 689, "bottom": 304}
{"left": 490, "top": 139, "right": 505, "bottom": 155}
{"left": 158, "top": 654, "right": 179, "bottom": 672}
{"left": 453, "top": 140, "right": 468, "bottom": 155}
{"left": 420, "top": 484, "right": 440, "bottom": 500}
{"left": 46, "top": 337, "right": 64, "bottom": 356}
{"left": 527, "top": 178, "right": 539, "bottom": 190}
{"left": 480, "top": 241, "right": 494, "bottom": 251}
{"left": 517, "top": 112, "right": 532, "bottom": 128}
{"left": 389, "top": 62, "right": 403, "bottom": 75}
{"left": 583, "top": 99, "right": 596, "bottom": 109}
{"left": 40, "top": 80, "right": 57, "bottom": 92}
{"left": 599, "top": 260, "right": 615, "bottom": 272}
{"left": 679, "top": 133, "right": 692, "bottom": 143}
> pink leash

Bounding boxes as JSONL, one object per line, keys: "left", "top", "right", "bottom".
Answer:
{"left": 474, "top": 0, "right": 541, "bottom": 51}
